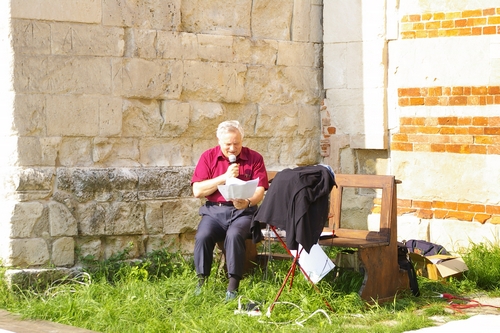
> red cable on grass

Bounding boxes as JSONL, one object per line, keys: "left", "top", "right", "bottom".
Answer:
{"left": 437, "top": 293, "right": 500, "bottom": 311}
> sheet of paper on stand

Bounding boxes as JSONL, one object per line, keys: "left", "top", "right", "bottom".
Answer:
{"left": 217, "top": 177, "right": 259, "bottom": 201}
{"left": 290, "top": 243, "right": 335, "bottom": 284}
{"left": 320, "top": 230, "right": 334, "bottom": 239}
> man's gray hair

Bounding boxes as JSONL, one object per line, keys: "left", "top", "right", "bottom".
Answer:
{"left": 216, "top": 120, "right": 244, "bottom": 140}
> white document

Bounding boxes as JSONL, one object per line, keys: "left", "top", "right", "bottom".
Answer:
{"left": 217, "top": 177, "right": 259, "bottom": 201}
{"left": 290, "top": 243, "right": 335, "bottom": 284}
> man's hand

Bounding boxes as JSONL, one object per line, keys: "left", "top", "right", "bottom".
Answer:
{"left": 232, "top": 198, "right": 248, "bottom": 210}
{"left": 225, "top": 163, "right": 239, "bottom": 179}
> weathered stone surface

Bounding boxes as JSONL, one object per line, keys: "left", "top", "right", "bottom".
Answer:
{"left": 13, "top": 94, "right": 45, "bottom": 136}
{"left": 180, "top": 0, "right": 251, "bottom": 36}
{"left": 146, "top": 234, "right": 180, "bottom": 253}
{"left": 244, "top": 66, "right": 294, "bottom": 104}
{"left": 51, "top": 23, "right": 124, "bottom": 56}
{"left": 139, "top": 138, "right": 193, "bottom": 166}
{"left": 280, "top": 136, "right": 321, "bottom": 166}
{"left": 124, "top": 28, "right": 157, "bottom": 59}
{"left": 98, "top": 97, "right": 123, "bottom": 137}
{"left": 15, "top": 167, "right": 54, "bottom": 195}
{"left": 78, "top": 202, "right": 107, "bottom": 236}
{"left": 10, "top": 202, "right": 44, "bottom": 238}
{"left": 233, "top": 37, "right": 278, "bottom": 66}
{"left": 39, "top": 138, "right": 62, "bottom": 167}
{"left": 106, "top": 202, "right": 145, "bottom": 235}
{"left": 46, "top": 95, "right": 97, "bottom": 136}
{"left": 163, "top": 198, "right": 201, "bottom": 234}
{"left": 186, "top": 101, "right": 225, "bottom": 138}
{"left": 136, "top": 167, "right": 194, "bottom": 199}
{"left": 243, "top": 137, "right": 283, "bottom": 169}
{"left": 48, "top": 201, "right": 78, "bottom": 237}
{"left": 103, "top": 0, "right": 181, "bottom": 31}
{"left": 12, "top": 20, "right": 51, "bottom": 55}
{"left": 182, "top": 60, "right": 246, "bottom": 103}
{"left": 17, "top": 137, "right": 42, "bottom": 167}
{"left": 255, "top": 104, "right": 299, "bottom": 137}
{"left": 178, "top": 231, "right": 196, "bottom": 253}
{"left": 104, "top": 236, "right": 145, "bottom": 259}
{"left": 292, "top": 0, "right": 323, "bottom": 43}
{"left": 122, "top": 99, "right": 162, "bottom": 137}
{"left": 93, "top": 138, "right": 140, "bottom": 167}
{"left": 64, "top": 168, "right": 113, "bottom": 202}
{"left": 12, "top": 0, "right": 101, "bottom": 23}
{"left": 277, "top": 41, "right": 320, "bottom": 67}
{"left": 157, "top": 31, "right": 198, "bottom": 60}
{"left": 246, "top": 66, "right": 322, "bottom": 104}
{"left": 145, "top": 202, "right": 164, "bottom": 234}
{"left": 10, "top": 238, "right": 50, "bottom": 267}
{"left": 52, "top": 237, "right": 75, "bottom": 266}
{"left": 76, "top": 238, "right": 102, "bottom": 260}
{"left": 298, "top": 104, "right": 321, "bottom": 135}
{"left": 15, "top": 56, "right": 113, "bottom": 94}
{"left": 113, "top": 58, "right": 183, "bottom": 99}
{"left": 47, "top": 95, "right": 122, "bottom": 138}
{"left": 251, "top": 0, "right": 294, "bottom": 40}
{"left": 159, "top": 100, "right": 191, "bottom": 136}
{"left": 281, "top": 66, "right": 322, "bottom": 104}
{"left": 59, "top": 138, "right": 93, "bottom": 167}
{"left": 197, "top": 34, "right": 234, "bottom": 63}
{"left": 57, "top": 168, "right": 140, "bottom": 203}
{"left": 223, "top": 104, "right": 259, "bottom": 136}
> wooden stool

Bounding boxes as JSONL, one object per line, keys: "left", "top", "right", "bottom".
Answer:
{"left": 216, "top": 239, "right": 258, "bottom": 276}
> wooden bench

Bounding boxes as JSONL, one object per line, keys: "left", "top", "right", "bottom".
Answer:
{"left": 218, "top": 171, "right": 410, "bottom": 303}
{"left": 318, "top": 173, "right": 409, "bottom": 302}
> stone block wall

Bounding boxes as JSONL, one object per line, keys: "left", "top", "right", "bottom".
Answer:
{"left": 1, "top": 0, "right": 325, "bottom": 268}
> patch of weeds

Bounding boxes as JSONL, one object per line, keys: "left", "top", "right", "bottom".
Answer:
{"left": 79, "top": 246, "right": 192, "bottom": 284}
{"left": 462, "top": 242, "right": 500, "bottom": 290}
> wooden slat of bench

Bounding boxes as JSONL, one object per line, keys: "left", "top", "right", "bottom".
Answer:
{"left": 318, "top": 237, "right": 389, "bottom": 248}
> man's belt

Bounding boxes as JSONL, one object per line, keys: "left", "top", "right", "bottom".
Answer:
{"left": 206, "top": 201, "right": 234, "bottom": 207}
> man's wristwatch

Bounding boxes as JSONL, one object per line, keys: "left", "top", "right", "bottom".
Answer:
{"left": 246, "top": 199, "right": 251, "bottom": 208}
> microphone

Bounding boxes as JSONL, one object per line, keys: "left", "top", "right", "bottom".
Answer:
{"left": 228, "top": 154, "right": 236, "bottom": 164}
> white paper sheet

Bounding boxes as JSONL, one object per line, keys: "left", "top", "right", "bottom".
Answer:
{"left": 217, "top": 177, "right": 259, "bottom": 201}
{"left": 290, "top": 243, "right": 335, "bottom": 284}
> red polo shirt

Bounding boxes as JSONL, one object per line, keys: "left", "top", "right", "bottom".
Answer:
{"left": 191, "top": 146, "right": 269, "bottom": 202}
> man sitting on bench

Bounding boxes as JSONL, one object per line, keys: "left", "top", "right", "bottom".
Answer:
{"left": 191, "top": 120, "right": 269, "bottom": 301}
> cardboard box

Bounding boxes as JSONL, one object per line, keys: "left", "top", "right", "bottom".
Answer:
{"left": 408, "top": 253, "right": 468, "bottom": 280}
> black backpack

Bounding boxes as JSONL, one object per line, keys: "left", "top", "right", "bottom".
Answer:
{"left": 405, "top": 239, "right": 448, "bottom": 256}
{"left": 397, "top": 242, "right": 420, "bottom": 296}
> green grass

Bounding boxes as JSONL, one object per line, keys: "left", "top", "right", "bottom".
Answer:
{"left": 1, "top": 242, "right": 500, "bottom": 333}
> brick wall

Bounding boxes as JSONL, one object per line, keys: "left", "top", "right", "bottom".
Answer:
{"left": 374, "top": 197, "right": 500, "bottom": 225}
{"left": 391, "top": 116, "right": 500, "bottom": 155}
{"left": 401, "top": 7, "right": 500, "bottom": 39}
{"left": 391, "top": 4, "right": 500, "bottom": 226}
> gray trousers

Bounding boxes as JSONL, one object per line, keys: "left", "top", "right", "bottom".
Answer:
{"left": 194, "top": 204, "right": 257, "bottom": 278}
